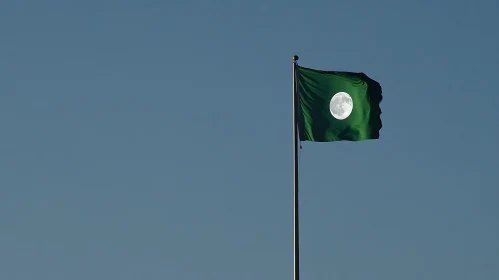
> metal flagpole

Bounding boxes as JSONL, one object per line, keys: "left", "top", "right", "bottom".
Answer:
{"left": 292, "top": 55, "right": 300, "bottom": 280}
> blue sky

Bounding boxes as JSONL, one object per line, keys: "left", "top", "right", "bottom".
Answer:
{"left": 1, "top": 0, "right": 498, "bottom": 279}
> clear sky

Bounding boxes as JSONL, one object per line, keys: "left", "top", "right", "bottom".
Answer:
{"left": 2, "top": 0, "right": 498, "bottom": 279}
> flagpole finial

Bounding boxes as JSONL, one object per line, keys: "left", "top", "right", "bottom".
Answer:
{"left": 293, "top": 55, "right": 299, "bottom": 62}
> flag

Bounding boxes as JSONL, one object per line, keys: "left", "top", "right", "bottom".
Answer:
{"left": 296, "top": 66, "right": 382, "bottom": 142}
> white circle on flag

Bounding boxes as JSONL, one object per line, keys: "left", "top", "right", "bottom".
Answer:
{"left": 330, "top": 92, "right": 353, "bottom": 120}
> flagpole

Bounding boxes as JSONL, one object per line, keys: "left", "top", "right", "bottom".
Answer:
{"left": 292, "top": 54, "right": 300, "bottom": 280}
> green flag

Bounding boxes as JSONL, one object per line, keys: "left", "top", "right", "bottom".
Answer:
{"left": 296, "top": 66, "right": 382, "bottom": 142}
